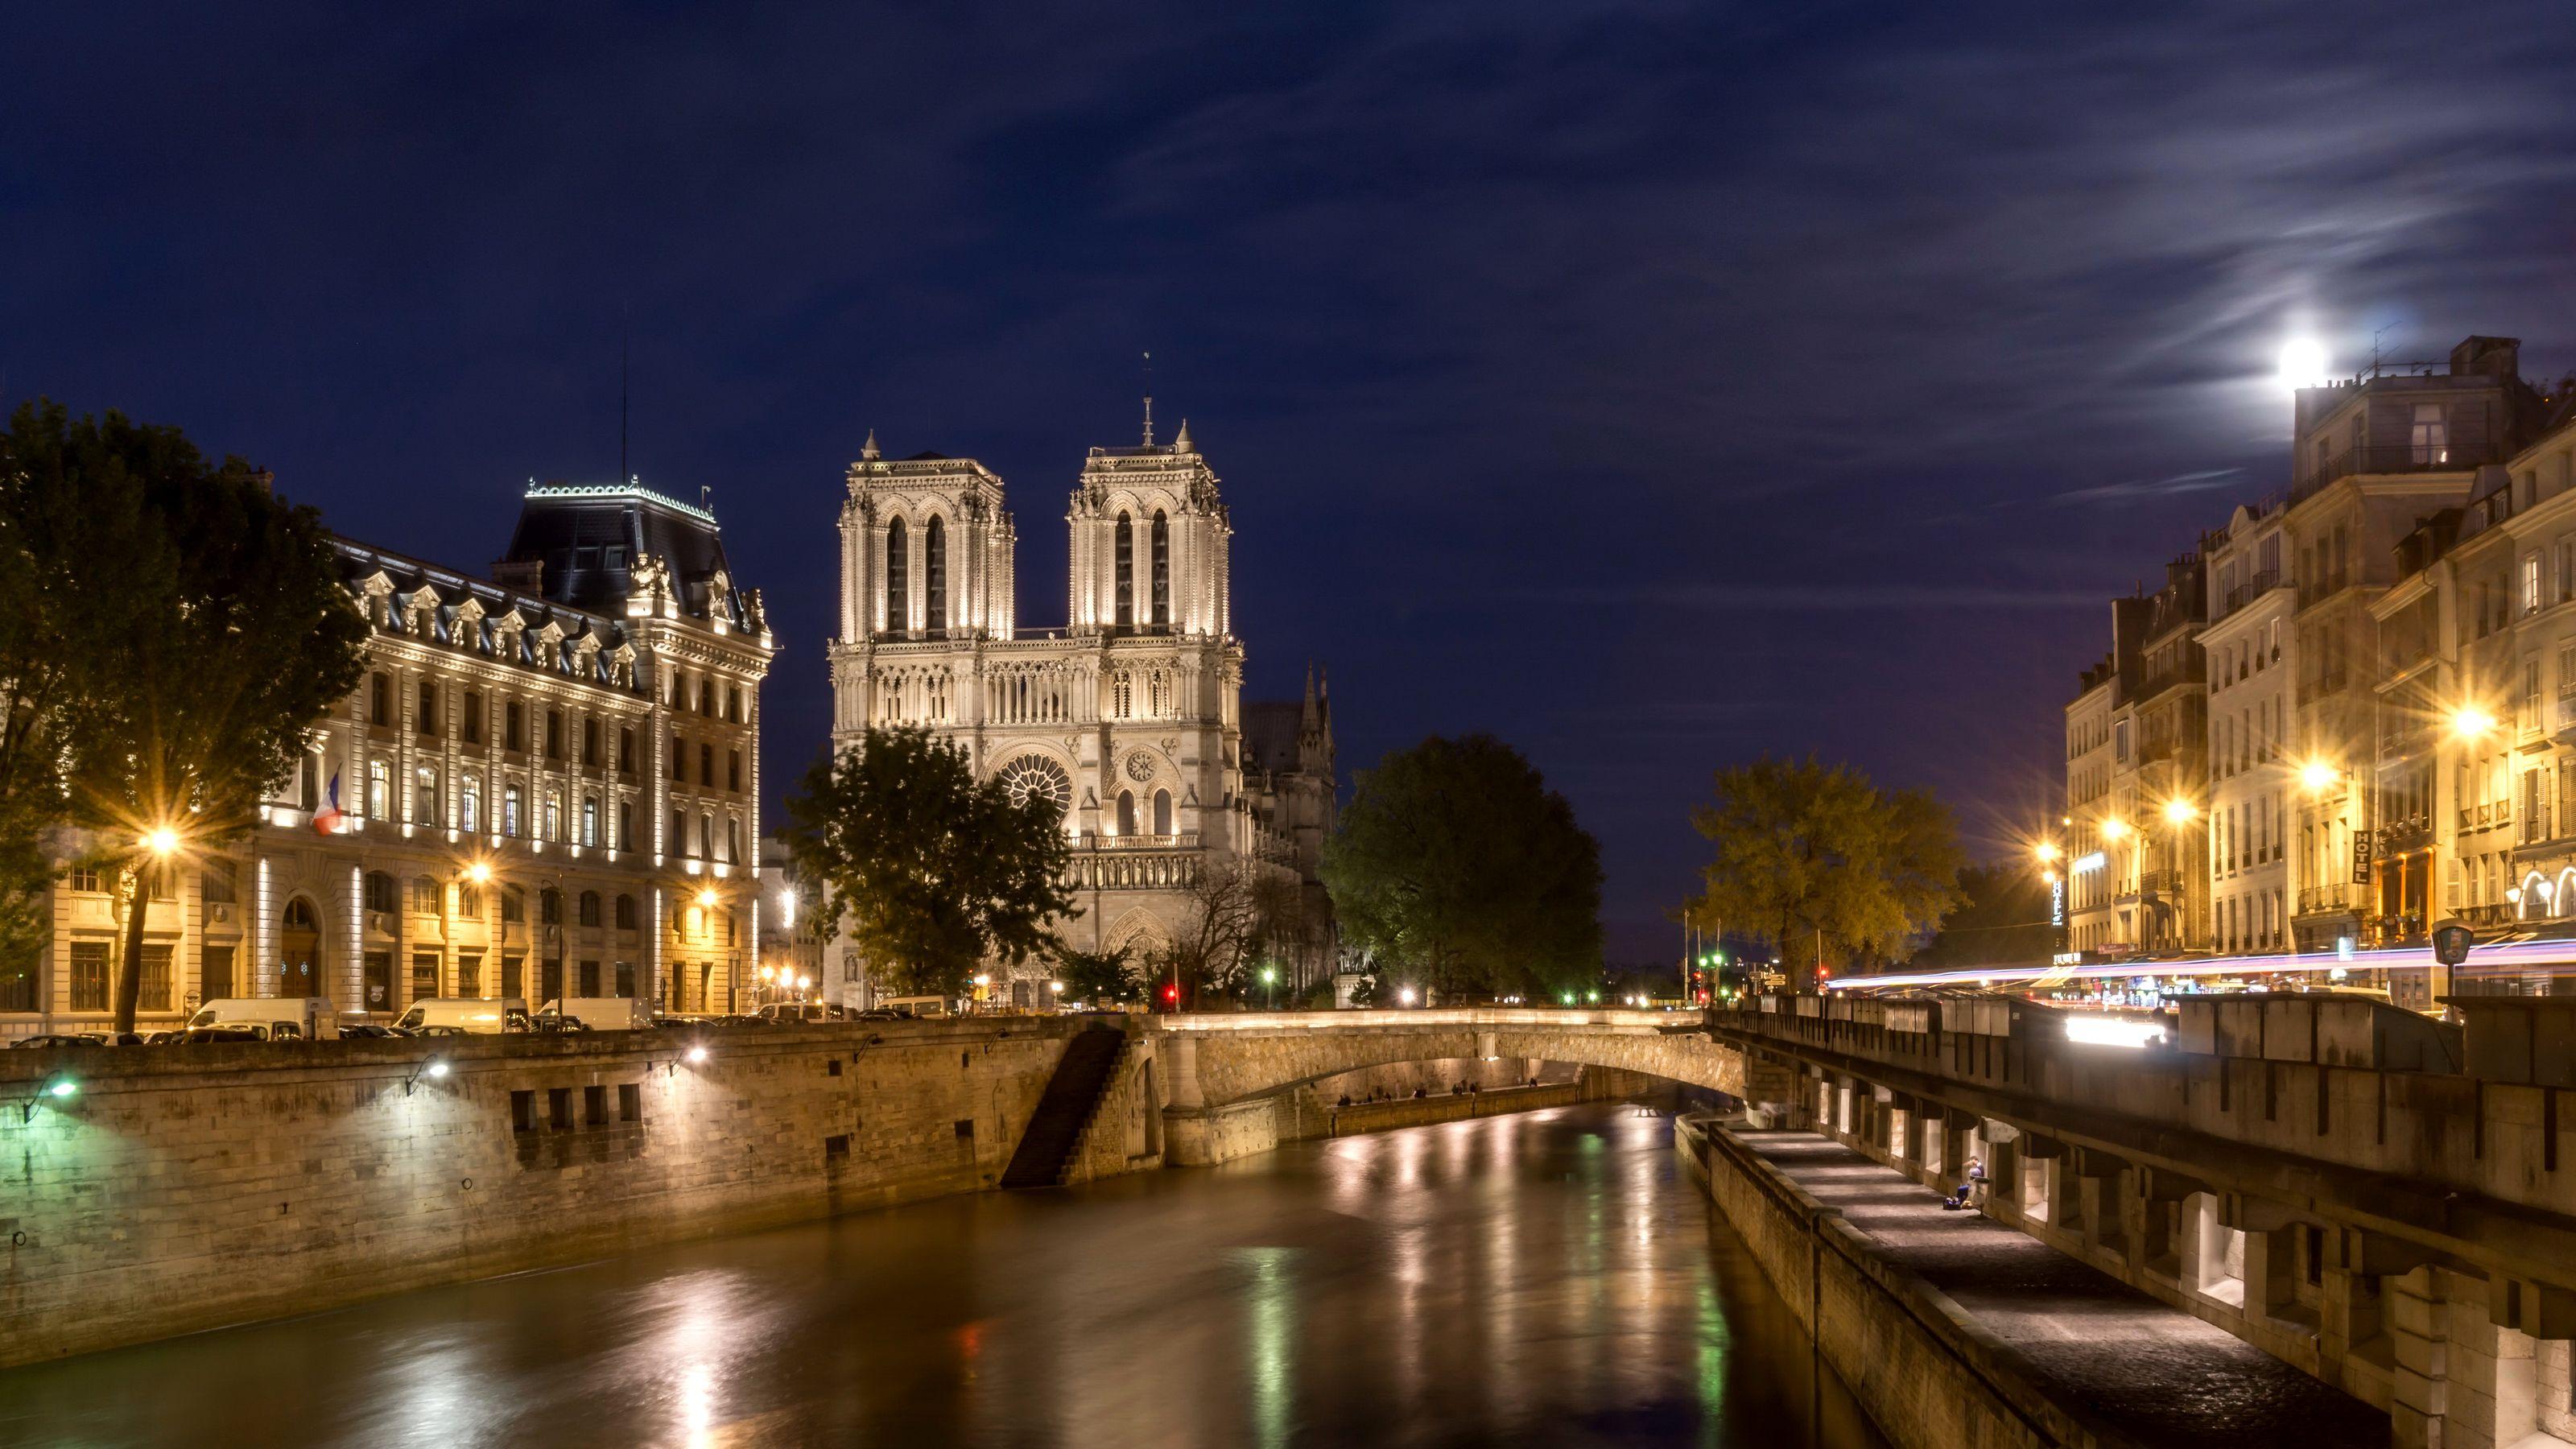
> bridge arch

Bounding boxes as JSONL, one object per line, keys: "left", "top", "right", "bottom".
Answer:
{"left": 1158, "top": 1010, "right": 1747, "bottom": 1107}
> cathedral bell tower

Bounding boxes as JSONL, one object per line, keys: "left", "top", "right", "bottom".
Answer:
{"left": 837, "top": 430, "right": 1017, "bottom": 642}
{"left": 1067, "top": 418, "right": 1230, "bottom": 640}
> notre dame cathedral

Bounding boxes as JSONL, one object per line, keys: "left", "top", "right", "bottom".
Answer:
{"left": 827, "top": 417, "right": 1335, "bottom": 1007}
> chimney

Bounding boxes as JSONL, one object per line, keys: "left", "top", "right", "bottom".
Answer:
{"left": 2450, "top": 336, "right": 2521, "bottom": 379}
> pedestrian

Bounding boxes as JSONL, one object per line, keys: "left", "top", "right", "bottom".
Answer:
{"left": 1966, "top": 1155, "right": 1988, "bottom": 1212}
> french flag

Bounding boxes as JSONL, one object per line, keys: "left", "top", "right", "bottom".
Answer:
{"left": 313, "top": 770, "right": 345, "bottom": 835}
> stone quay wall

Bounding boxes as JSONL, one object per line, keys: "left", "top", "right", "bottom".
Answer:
{"left": 1676, "top": 1115, "right": 2126, "bottom": 1449}
{"left": 0, "top": 1018, "right": 1122, "bottom": 1368}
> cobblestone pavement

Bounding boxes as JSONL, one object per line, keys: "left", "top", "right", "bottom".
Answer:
{"left": 1740, "top": 1130, "right": 2390, "bottom": 1448}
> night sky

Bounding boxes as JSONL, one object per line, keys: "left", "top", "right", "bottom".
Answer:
{"left": 10, "top": 3, "right": 2576, "bottom": 960}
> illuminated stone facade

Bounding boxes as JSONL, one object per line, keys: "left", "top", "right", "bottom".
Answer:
{"left": 828, "top": 423, "right": 1335, "bottom": 1005}
{"left": 0, "top": 484, "right": 774, "bottom": 1038}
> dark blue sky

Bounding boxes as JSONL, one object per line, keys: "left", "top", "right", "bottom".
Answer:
{"left": 10, "top": 2, "right": 2576, "bottom": 960}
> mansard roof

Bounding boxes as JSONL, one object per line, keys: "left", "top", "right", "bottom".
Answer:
{"left": 502, "top": 483, "right": 761, "bottom": 632}
{"left": 333, "top": 536, "right": 648, "bottom": 696}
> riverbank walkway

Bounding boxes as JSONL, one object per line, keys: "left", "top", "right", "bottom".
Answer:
{"left": 1739, "top": 1129, "right": 2390, "bottom": 1447}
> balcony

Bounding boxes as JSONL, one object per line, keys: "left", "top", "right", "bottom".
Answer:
{"left": 2218, "top": 569, "right": 2283, "bottom": 618}
{"left": 2297, "top": 883, "right": 2359, "bottom": 915}
{"left": 2378, "top": 814, "right": 2432, "bottom": 857}
{"left": 2293, "top": 441, "right": 2503, "bottom": 504}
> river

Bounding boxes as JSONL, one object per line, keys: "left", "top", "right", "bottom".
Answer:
{"left": 0, "top": 1102, "right": 1881, "bottom": 1447}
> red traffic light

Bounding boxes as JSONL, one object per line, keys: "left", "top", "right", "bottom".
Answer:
{"left": 1163, "top": 984, "right": 1179, "bottom": 1001}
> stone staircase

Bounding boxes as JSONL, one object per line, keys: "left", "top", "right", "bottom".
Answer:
{"left": 999, "top": 1024, "right": 1131, "bottom": 1189}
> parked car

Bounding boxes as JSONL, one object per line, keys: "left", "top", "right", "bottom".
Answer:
{"left": 392, "top": 999, "right": 530, "bottom": 1034}
{"left": 10, "top": 1032, "right": 109, "bottom": 1049}
{"left": 173, "top": 1025, "right": 270, "bottom": 1044}
{"left": 337, "top": 1023, "right": 415, "bottom": 1039}
{"left": 188, "top": 997, "right": 324, "bottom": 1040}
{"left": 536, "top": 997, "right": 653, "bottom": 1031}
{"left": 754, "top": 1001, "right": 852, "bottom": 1026}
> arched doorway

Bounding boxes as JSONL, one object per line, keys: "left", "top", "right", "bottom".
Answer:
{"left": 279, "top": 897, "right": 322, "bottom": 997}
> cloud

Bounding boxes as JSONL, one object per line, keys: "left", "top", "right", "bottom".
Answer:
{"left": 2053, "top": 468, "right": 2246, "bottom": 506}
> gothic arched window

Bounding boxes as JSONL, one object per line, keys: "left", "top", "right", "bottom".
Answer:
{"left": 924, "top": 516, "right": 947, "bottom": 634}
{"left": 1151, "top": 510, "right": 1170, "bottom": 628}
{"left": 1154, "top": 789, "right": 1172, "bottom": 836}
{"left": 1114, "top": 510, "right": 1133, "bottom": 631}
{"left": 885, "top": 516, "right": 908, "bottom": 634}
{"left": 1116, "top": 791, "right": 1137, "bottom": 836}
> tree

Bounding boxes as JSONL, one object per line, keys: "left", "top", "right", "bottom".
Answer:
{"left": 1321, "top": 733, "right": 1603, "bottom": 1001}
{"left": 1054, "top": 943, "right": 1142, "bottom": 1008}
{"left": 782, "top": 727, "right": 1076, "bottom": 998}
{"left": 5, "top": 403, "right": 371, "bottom": 1033}
{"left": 1909, "top": 861, "right": 2056, "bottom": 971}
{"left": 1155, "top": 858, "right": 1275, "bottom": 1008}
{"left": 1683, "top": 755, "right": 1966, "bottom": 989}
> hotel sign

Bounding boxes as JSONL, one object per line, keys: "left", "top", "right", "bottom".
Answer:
{"left": 2352, "top": 833, "right": 2372, "bottom": 886}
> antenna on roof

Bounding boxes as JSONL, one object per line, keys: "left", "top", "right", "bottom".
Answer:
{"left": 619, "top": 307, "right": 631, "bottom": 489}
{"left": 1141, "top": 350, "right": 1154, "bottom": 447}
{"left": 2370, "top": 324, "right": 2392, "bottom": 380}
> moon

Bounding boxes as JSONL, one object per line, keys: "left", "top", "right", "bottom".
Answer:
{"left": 2277, "top": 338, "right": 2329, "bottom": 390}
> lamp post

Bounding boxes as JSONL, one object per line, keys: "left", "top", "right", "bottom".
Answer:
{"left": 1259, "top": 964, "right": 1276, "bottom": 1012}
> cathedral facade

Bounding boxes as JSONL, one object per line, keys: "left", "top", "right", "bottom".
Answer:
{"left": 827, "top": 422, "right": 1334, "bottom": 1006}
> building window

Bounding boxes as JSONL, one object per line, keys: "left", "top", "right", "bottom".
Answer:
{"left": 366, "top": 759, "right": 391, "bottom": 818}
{"left": 700, "top": 678, "right": 715, "bottom": 716}
{"left": 578, "top": 891, "right": 601, "bottom": 928}
{"left": 364, "top": 871, "right": 398, "bottom": 915}
{"left": 1151, "top": 510, "right": 1170, "bottom": 626}
{"left": 583, "top": 717, "right": 601, "bottom": 766}
{"left": 1154, "top": 789, "right": 1172, "bottom": 836}
{"left": 728, "top": 685, "right": 743, "bottom": 724}
{"left": 461, "top": 774, "right": 482, "bottom": 833}
{"left": 544, "top": 791, "right": 562, "bottom": 841}
{"left": 456, "top": 884, "right": 481, "bottom": 918}
{"left": 138, "top": 943, "right": 171, "bottom": 1012}
{"left": 505, "top": 701, "right": 524, "bottom": 753}
{"left": 727, "top": 817, "right": 741, "bottom": 863}
{"left": 543, "top": 709, "right": 562, "bottom": 759}
{"left": 700, "top": 813, "right": 714, "bottom": 859}
{"left": 370, "top": 671, "right": 391, "bottom": 724}
{"left": 729, "top": 750, "right": 742, "bottom": 793}
{"left": 202, "top": 858, "right": 237, "bottom": 905}
{"left": 618, "top": 799, "right": 634, "bottom": 852}
{"left": 925, "top": 514, "right": 947, "bottom": 631}
{"left": 463, "top": 691, "right": 482, "bottom": 744}
{"left": 416, "top": 680, "right": 438, "bottom": 735}
{"left": 69, "top": 941, "right": 109, "bottom": 1012}
{"left": 504, "top": 783, "right": 523, "bottom": 837}
{"left": 1114, "top": 510, "right": 1133, "bottom": 630}
{"left": 502, "top": 887, "right": 526, "bottom": 925}
{"left": 1116, "top": 791, "right": 1137, "bottom": 836}
{"left": 66, "top": 865, "right": 101, "bottom": 893}
{"left": 615, "top": 894, "right": 638, "bottom": 931}
{"left": 412, "top": 952, "right": 440, "bottom": 1004}
{"left": 583, "top": 795, "right": 599, "bottom": 847}
{"left": 2527, "top": 555, "right": 2545, "bottom": 617}
{"left": 885, "top": 516, "right": 908, "bottom": 631}
{"left": 201, "top": 943, "right": 234, "bottom": 1001}
{"left": 700, "top": 743, "right": 714, "bottom": 790}
{"left": 2412, "top": 403, "right": 2448, "bottom": 466}
{"left": 411, "top": 876, "right": 440, "bottom": 914}
{"left": 540, "top": 889, "right": 561, "bottom": 927}
{"left": 414, "top": 764, "right": 440, "bottom": 825}
{"left": 671, "top": 734, "right": 684, "bottom": 782}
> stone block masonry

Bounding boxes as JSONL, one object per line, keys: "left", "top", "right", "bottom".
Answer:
{"left": 0, "top": 1018, "right": 1125, "bottom": 1368}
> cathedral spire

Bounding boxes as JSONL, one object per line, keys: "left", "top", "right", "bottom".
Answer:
{"left": 861, "top": 428, "right": 880, "bottom": 462}
{"left": 1141, "top": 349, "right": 1154, "bottom": 447}
{"left": 1174, "top": 417, "right": 1193, "bottom": 453}
{"left": 1302, "top": 662, "right": 1319, "bottom": 729}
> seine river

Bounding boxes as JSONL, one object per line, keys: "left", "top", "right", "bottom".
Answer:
{"left": 0, "top": 1102, "right": 1880, "bottom": 1447}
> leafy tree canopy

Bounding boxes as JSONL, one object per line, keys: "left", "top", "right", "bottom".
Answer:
{"left": 1683, "top": 754, "right": 1965, "bottom": 989}
{"left": 1054, "top": 943, "right": 1143, "bottom": 1008}
{"left": 1320, "top": 733, "right": 1603, "bottom": 1001}
{"left": 1909, "top": 861, "right": 2056, "bottom": 972}
{"left": 3, "top": 402, "right": 372, "bottom": 1030}
{"left": 783, "top": 727, "right": 1076, "bottom": 998}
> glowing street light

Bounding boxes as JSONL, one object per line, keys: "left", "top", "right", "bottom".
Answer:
{"left": 2298, "top": 760, "right": 2339, "bottom": 794}
{"left": 465, "top": 861, "right": 492, "bottom": 885}
{"left": 142, "top": 827, "right": 180, "bottom": 857}
{"left": 696, "top": 887, "right": 718, "bottom": 909}
{"left": 2100, "top": 818, "right": 2130, "bottom": 841}
{"left": 19, "top": 1074, "right": 77, "bottom": 1123}
{"left": 1397, "top": 986, "right": 1417, "bottom": 1006}
{"left": 684, "top": 1045, "right": 708, "bottom": 1066}
{"left": 2161, "top": 798, "right": 2197, "bottom": 826}
{"left": 2033, "top": 842, "right": 2060, "bottom": 865}
{"left": 2452, "top": 707, "right": 2497, "bottom": 739}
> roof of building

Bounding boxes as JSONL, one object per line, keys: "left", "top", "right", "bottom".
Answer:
{"left": 502, "top": 484, "right": 761, "bottom": 633}
{"left": 332, "top": 536, "right": 649, "bottom": 696}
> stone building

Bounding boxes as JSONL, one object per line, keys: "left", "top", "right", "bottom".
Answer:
{"left": 0, "top": 483, "right": 774, "bottom": 1039}
{"left": 828, "top": 422, "right": 1335, "bottom": 1006}
{"left": 2199, "top": 499, "right": 2294, "bottom": 953}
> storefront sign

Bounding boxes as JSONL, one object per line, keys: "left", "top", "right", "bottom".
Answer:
{"left": 2351, "top": 834, "right": 2372, "bottom": 886}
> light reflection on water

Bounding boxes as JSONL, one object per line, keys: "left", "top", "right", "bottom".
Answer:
{"left": 0, "top": 1104, "right": 1881, "bottom": 1448}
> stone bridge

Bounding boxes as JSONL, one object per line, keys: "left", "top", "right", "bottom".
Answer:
{"left": 1146, "top": 1008, "right": 1744, "bottom": 1164}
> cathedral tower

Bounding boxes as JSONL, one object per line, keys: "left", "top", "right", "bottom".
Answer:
{"left": 1067, "top": 418, "right": 1230, "bottom": 640}
{"left": 837, "top": 430, "right": 1017, "bottom": 643}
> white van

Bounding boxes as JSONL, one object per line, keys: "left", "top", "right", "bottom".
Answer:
{"left": 188, "top": 997, "right": 325, "bottom": 1040}
{"left": 876, "top": 995, "right": 953, "bottom": 1019}
{"left": 394, "top": 998, "right": 530, "bottom": 1034}
{"left": 538, "top": 997, "right": 653, "bottom": 1030}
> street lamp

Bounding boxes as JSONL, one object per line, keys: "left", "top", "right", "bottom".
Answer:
{"left": 465, "top": 861, "right": 491, "bottom": 885}
{"left": 1397, "top": 985, "right": 1417, "bottom": 1007}
{"left": 2452, "top": 707, "right": 2497, "bottom": 739}
{"left": 2161, "top": 798, "right": 2197, "bottom": 826}
{"left": 2100, "top": 817, "right": 2129, "bottom": 841}
{"left": 2298, "top": 759, "right": 2340, "bottom": 794}
{"left": 19, "top": 1074, "right": 76, "bottom": 1123}
{"left": 1259, "top": 964, "right": 1277, "bottom": 1011}
{"left": 2033, "top": 842, "right": 2060, "bottom": 865}
{"left": 404, "top": 1056, "right": 450, "bottom": 1096}
{"left": 142, "top": 827, "right": 180, "bottom": 857}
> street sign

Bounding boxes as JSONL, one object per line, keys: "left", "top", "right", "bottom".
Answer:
{"left": 2430, "top": 921, "right": 2474, "bottom": 968}
{"left": 2351, "top": 834, "right": 2372, "bottom": 886}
